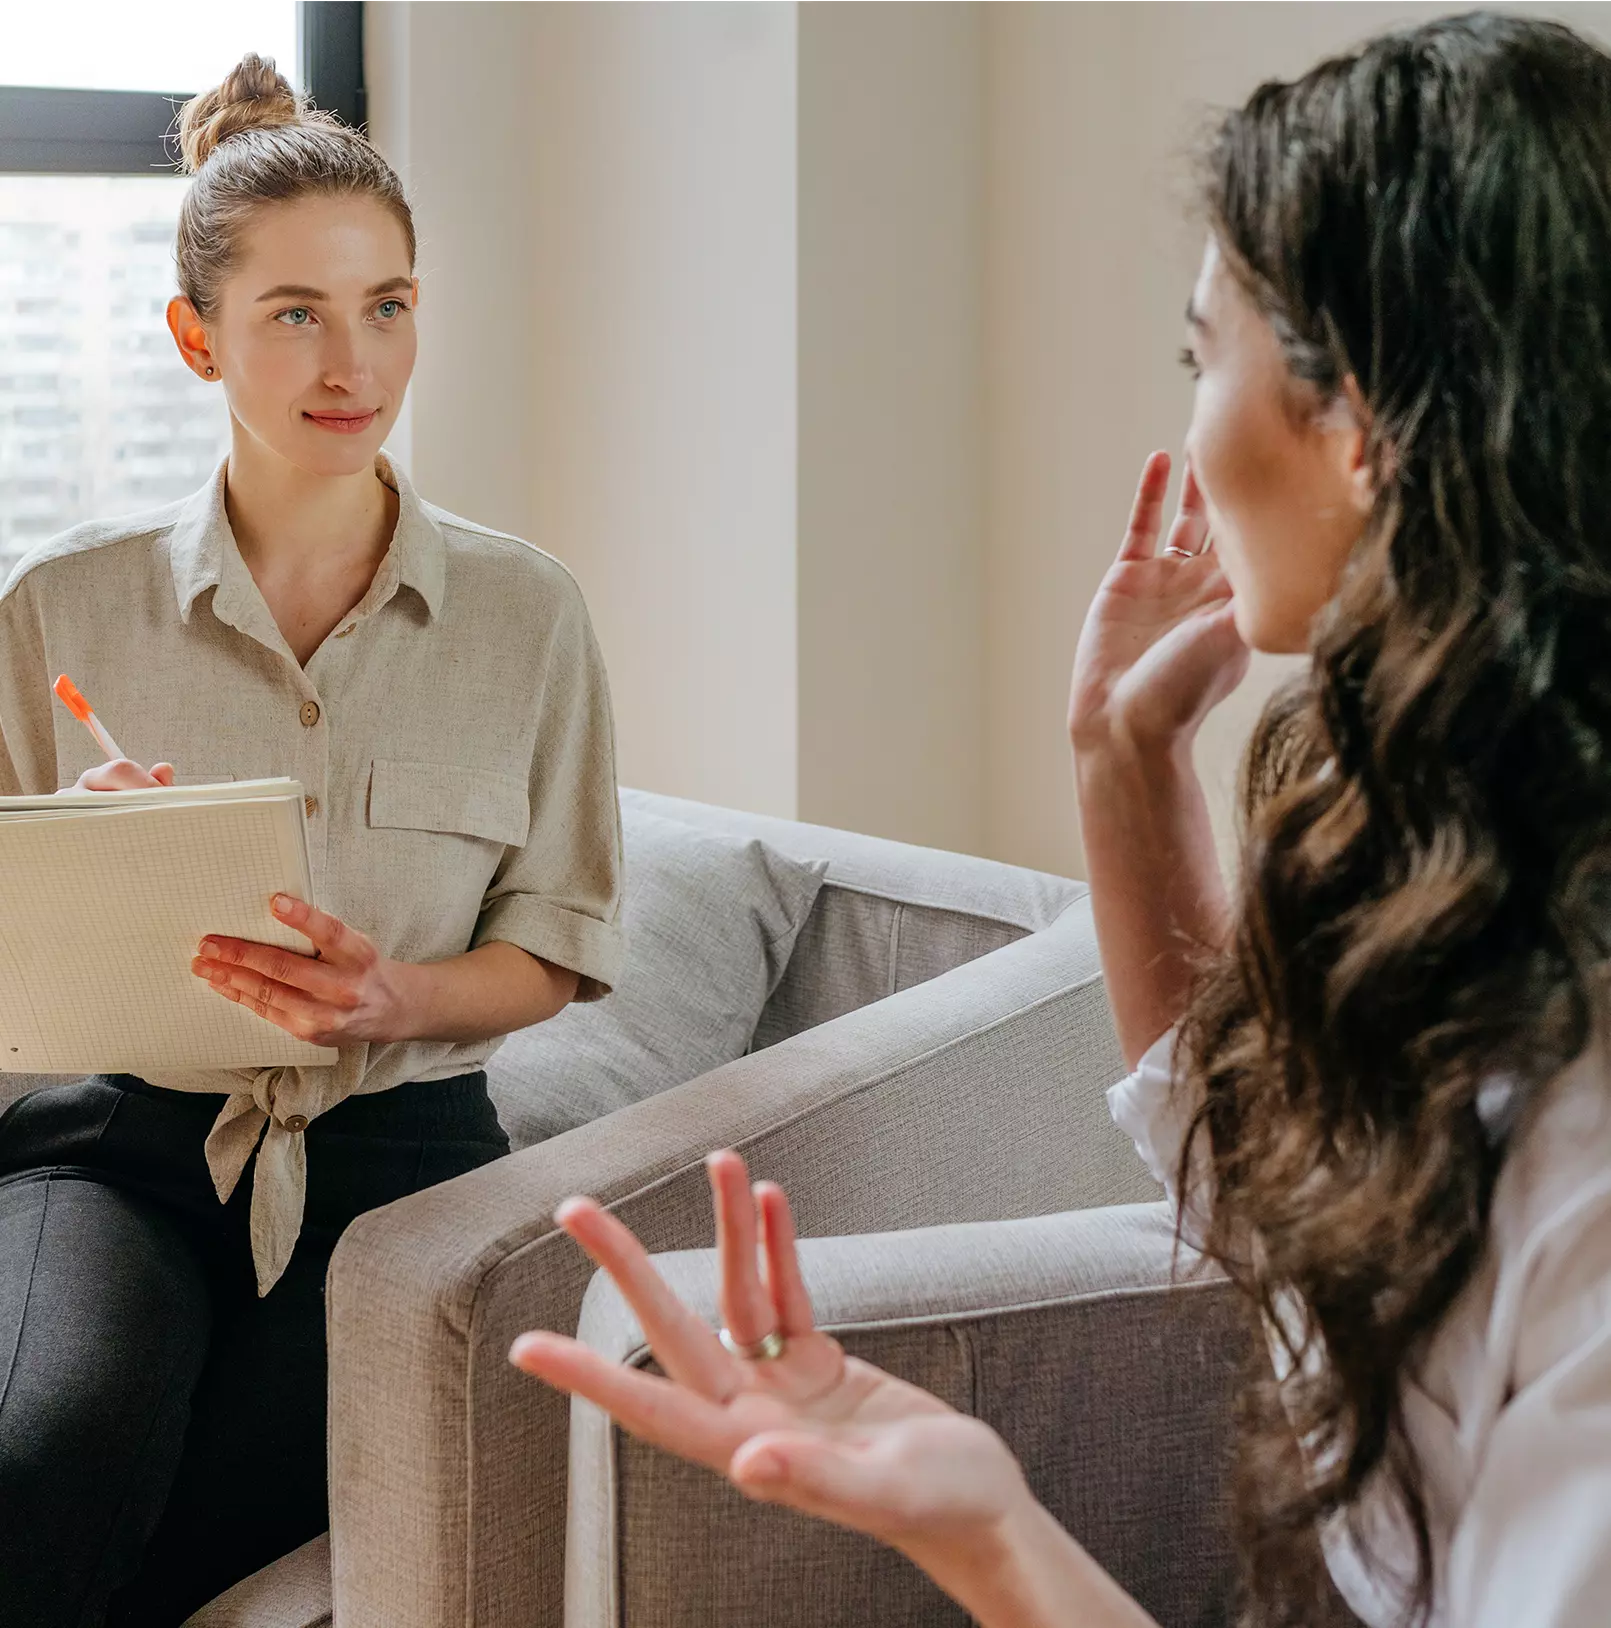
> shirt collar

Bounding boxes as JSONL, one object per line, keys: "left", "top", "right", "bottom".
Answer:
{"left": 168, "top": 452, "right": 445, "bottom": 627}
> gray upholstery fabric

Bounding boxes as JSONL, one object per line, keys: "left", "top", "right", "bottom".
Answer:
{"left": 324, "top": 882, "right": 1142, "bottom": 1628}
{"left": 180, "top": 1534, "right": 332, "bottom": 1628}
{"left": 570, "top": 1207, "right": 1362, "bottom": 1628}
{"left": 488, "top": 803, "right": 826, "bottom": 1148}
{"left": 623, "top": 790, "right": 1083, "bottom": 1050}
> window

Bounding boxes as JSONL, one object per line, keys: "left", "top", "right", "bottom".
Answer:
{"left": 0, "top": 2, "right": 362, "bottom": 578}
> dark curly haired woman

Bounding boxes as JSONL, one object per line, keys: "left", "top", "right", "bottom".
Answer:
{"left": 506, "top": 13, "right": 1611, "bottom": 1627}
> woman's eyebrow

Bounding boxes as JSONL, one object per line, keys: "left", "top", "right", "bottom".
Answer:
{"left": 256, "top": 283, "right": 327, "bottom": 303}
{"left": 254, "top": 277, "right": 412, "bottom": 303}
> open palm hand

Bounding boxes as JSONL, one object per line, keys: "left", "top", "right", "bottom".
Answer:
{"left": 1069, "top": 451, "right": 1249, "bottom": 750}
{"left": 509, "top": 1152, "right": 1028, "bottom": 1560}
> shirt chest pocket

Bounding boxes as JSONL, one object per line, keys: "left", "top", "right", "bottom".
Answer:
{"left": 366, "top": 758, "right": 530, "bottom": 848}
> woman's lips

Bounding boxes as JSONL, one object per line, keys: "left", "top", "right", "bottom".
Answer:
{"left": 303, "top": 409, "right": 379, "bottom": 435}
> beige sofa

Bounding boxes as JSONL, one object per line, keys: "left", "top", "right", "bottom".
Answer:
{"left": 21, "top": 790, "right": 1346, "bottom": 1627}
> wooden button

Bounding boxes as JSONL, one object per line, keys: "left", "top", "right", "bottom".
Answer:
{"left": 281, "top": 1113, "right": 309, "bottom": 1133}
{"left": 304, "top": 795, "right": 318, "bottom": 818}
{"left": 300, "top": 700, "right": 320, "bottom": 727}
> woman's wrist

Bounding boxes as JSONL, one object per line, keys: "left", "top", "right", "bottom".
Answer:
{"left": 905, "top": 1487, "right": 1156, "bottom": 1628}
{"left": 1071, "top": 707, "right": 1197, "bottom": 782}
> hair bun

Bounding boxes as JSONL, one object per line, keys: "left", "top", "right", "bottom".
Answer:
{"left": 176, "top": 53, "right": 304, "bottom": 174}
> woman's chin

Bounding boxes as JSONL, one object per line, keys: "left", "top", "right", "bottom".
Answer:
{"left": 1232, "top": 597, "right": 1310, "bottom": 657}
{"left": 254, "top": 421, "right": 390, "bottom": 480}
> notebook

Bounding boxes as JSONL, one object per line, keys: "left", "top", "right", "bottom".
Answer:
{"left": 0, "top": 777, "right": 340, "bottom": 1072}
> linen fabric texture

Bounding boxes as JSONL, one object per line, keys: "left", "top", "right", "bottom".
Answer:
{"left": 488, "top": 798, "right": 827, "bottom": 1147}
{"left": 0, "top": 455, "right": 625, "bottom": 1293}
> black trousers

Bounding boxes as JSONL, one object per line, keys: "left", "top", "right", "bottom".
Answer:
{"left": 0, "top": 1072, "right": 510, "bottom": 1628}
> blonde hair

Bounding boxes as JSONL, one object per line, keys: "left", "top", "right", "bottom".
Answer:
{"left": 174, "top": 53, "right": 415, "bottom": 319}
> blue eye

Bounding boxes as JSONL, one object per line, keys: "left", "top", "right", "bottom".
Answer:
{"left": 375, "top": 299, "right": 406, "bottom": 320}
{"left": 276, "top": 307, "right": 313, "bottom": 327}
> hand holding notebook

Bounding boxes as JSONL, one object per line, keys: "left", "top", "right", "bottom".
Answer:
{"left": 0, "top": 677, "right": 338, "bottom": 1072}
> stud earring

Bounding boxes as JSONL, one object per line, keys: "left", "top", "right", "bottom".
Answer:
{"left": 204, "top": 365, "right": 215, "bottom": 376}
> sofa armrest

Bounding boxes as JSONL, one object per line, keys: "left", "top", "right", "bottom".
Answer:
{"left": 566, "top": 1202, "right": 1247, "bottom": 1628}
{"left": 326, "top": 896, "right": 1157, "bottom": 1628}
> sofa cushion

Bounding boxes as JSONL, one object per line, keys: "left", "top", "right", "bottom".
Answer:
{"left": 487, "top": 805, "right": 827, "bottom": 1148}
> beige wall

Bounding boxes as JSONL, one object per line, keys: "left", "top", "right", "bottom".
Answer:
{"left": 797, "top": 4, "right": 985, "bottom": 853}
{"left": 982, "top": 0, "right": 1611, "bottom": 877}
{"left": 370, "top": 2, "right": 802, "bottom": 818}
{"left": 369, "top": 1, "right": 1611, "bottom": 873}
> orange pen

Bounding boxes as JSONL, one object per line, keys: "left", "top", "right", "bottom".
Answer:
{"left": 53, "top": 674, "right": 125, "bottom": 762}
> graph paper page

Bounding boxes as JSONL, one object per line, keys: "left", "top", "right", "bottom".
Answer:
{"left": 0, "top": 785, "right": 339, "bottom": 1072}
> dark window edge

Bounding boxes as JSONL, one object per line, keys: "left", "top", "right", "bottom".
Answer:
{"left": 0, "top": 3, "right": 365, "bottom": 177}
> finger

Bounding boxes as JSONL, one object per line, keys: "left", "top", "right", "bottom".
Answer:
{"left": 194, "top": 935, "right": 357, "bottom": 1006}
{"left": 151, "top": 762, "right": 176, "bottom": 786}
{"left": 1115, "top": 451, "right": 1171, "bottom": 562}
{"left": 710, "top": 1152, "right": 775, "bottom": 1349}
{"left": 1179, "top": 460, "right": 1205, "bottom": 515}
{"left": 196, "top": 964, "right": 341, "bottom": 1043}
{"left": 755, "top": 1182, "right": 816, "bottom": 1339}
{"left": 509, "top": 1331, "right": 745, "bottom": 1474}
{"left": 555, "top": 1197, "right": 742, "bottom": 1402}
{"left": 1164, "top": 463, "right": 1210, "bottom": 558}
{"left": 86, "top": 759, "right": 161, "bottom": 791}
{"left": 270, "top": 893, "right": 366, "bottom": 964}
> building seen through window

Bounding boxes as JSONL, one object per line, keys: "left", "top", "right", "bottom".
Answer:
{"left": 0, "top": 0, "right": 304, "bottom": 580}
{"left": 0, "top": 177, "right": 228, "bottom": 577}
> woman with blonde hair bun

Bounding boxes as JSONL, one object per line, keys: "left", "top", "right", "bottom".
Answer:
{"left": 0, "top": 54, "right": 624, "bottom": 1625}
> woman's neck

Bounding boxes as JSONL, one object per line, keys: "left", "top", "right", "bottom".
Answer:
{"left": 222, "top": 432, "right": 395, "bottom": 585}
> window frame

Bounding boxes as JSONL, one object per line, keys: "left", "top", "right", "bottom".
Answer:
{"left": 0, "top": 2, "right": 364, "bottom": 176}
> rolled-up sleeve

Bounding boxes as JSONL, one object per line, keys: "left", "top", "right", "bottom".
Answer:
{"left": 471, "top": 582, "right": 625, "bottom": 1002}
{"left": 1106, "top": 1025, "right": 1212, "bottom": 1244}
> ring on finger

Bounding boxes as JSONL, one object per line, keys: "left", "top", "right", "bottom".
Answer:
{"left": 1162, "top": 545, "right": 1197, "bottom": 559}
{"left": 719, "top": 1327, "right": 787, "bottom": 1362}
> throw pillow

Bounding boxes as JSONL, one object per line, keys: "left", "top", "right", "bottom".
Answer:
{"left": 487, "top": 803, "right": 828, "bottom": 1148}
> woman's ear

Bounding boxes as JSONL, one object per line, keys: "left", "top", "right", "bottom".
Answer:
{"left": 1322, "top": 374, "right": 1379, "bottom": 516}
{"left": 166, "top": 295, "right": 218, "bottom": 381}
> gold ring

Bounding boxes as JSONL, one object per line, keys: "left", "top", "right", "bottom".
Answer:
{"left": 719, "top": 1327, "right": 787, "bottom": 1362}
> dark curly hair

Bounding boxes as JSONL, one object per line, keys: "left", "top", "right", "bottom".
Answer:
{"left": 1176, "top": 13, "right": 1611, "bottom": 1624}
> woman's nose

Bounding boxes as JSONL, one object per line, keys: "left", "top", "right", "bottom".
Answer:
{"left": 319, "top": 326, "right": 373, "bottom": 391}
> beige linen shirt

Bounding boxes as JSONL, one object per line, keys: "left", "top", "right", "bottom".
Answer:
{"left": 0, "top": 454, "right": 624, "bottom": 1293}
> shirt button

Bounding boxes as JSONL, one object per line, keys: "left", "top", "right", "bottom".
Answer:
{"left": 281, "top": 1113, "right": 309, "bottom": 1133}
{"left": 305, "top": 795, "right": 319, "bottom": 818}
{"left": 300, "top": 700, "right": 321, "bottom": 727}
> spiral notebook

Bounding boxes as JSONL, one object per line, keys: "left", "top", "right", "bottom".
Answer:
{"left": 0, "top": 777, "right": 340, "bottom": 1073}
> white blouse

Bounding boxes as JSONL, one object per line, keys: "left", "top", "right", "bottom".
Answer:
{"left": 1107, "top": 1031, "right": 1611, "bottom": 1628}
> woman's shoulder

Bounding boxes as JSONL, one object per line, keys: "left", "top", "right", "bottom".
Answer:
{"left": 1, "top": 498, "right": 190, "bottom": 607}
{"left": 421, "top": 498, "right": 585, "bottom": 605}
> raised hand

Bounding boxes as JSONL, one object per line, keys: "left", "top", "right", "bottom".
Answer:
{"left": 509, "top": 1152, "right": 1032, "bottom": 1565}
{"left": 1068, "top": 451, "right": 1249, "bottom": 753}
